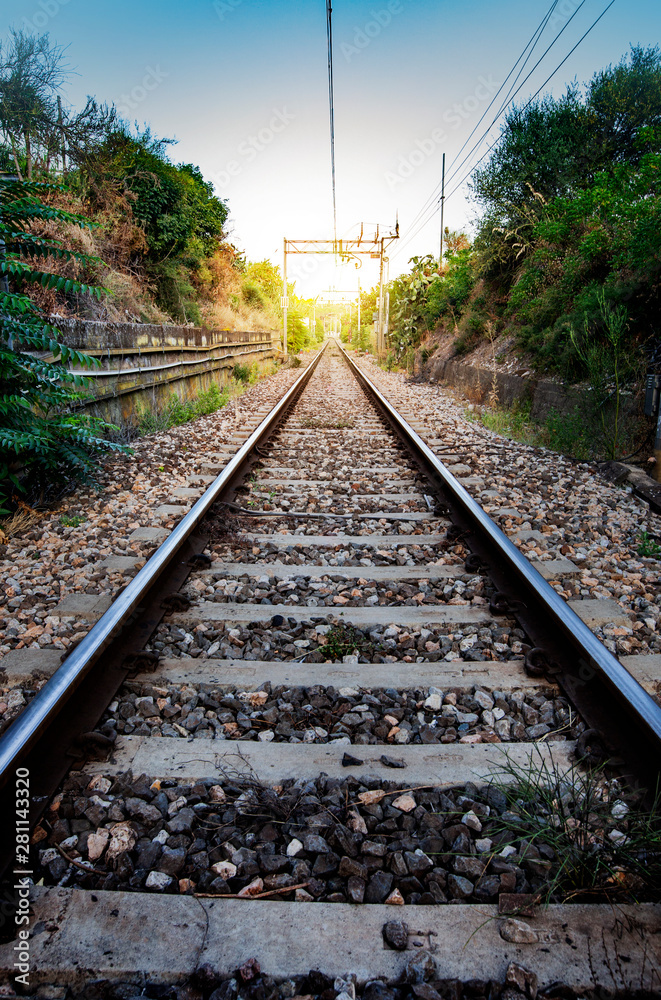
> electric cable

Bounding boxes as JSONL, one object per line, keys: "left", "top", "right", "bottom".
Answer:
{"left": 396, "top": 0, "right": 562, "bottom": 251}
{"left": 400, "top": 0, "right": 559, "bottom": 243}
{"left": 393, "top": 0, "right": 617, "bottom": 261}
{"left": 396, "top": 0, "right": 588, "bottom": 257}
{"left": 326, "top": 0, "right": 337, "bottom": 250}
{"left": 442, "top": 0, "right": 589, "bottom": 192}
{"left": 443, "top": 0, "right": 617, "bottom": 202}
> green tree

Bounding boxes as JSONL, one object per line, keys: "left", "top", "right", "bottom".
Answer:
{"left": 508, "top": 151, "right": 661, "bottom": 374}
{"left": 245, "top": 259, "right": 282, "bottom": 306}
{"left": 471, "top": 46, "right": 661, "bottom": 285}
{"left": 74, "top": 127, "right": 229, "bottom": 321}
{"left": 586, "top": 45, "right": 661, "bottom": 167}
{"left": 389, "top": 254, "right": 438, "bottom": 353}
{"left": 0, "top": 30, "right": 68, "bottom": 179}
{"left": 0, "top": 175, "right": 125, "bottom": 512}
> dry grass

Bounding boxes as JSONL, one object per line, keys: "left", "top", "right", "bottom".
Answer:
{"left": 203, "top": 301, "right": 241, "bottom": 331}
{"left": 18, "top": 189, "right": 278, "bottom": 332}
{"left": 101, "top": 269, "right": 172, "bottom": 324}
{"left": 201, "top": 299, "right": 277, "bottom": 333}
{"left": 0, "top": 502, "right": 41, "bottom": 540}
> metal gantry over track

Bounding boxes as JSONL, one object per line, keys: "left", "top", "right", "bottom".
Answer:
{"left": 281, "top": 222, "right": 399, "bottom": 354}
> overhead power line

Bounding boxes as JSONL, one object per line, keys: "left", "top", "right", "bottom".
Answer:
{"left": 396, "top": 0, "right": 587, "bottom": 258}
{"left": 442, "top": 0, "right": 588, "bottom": 192}
{"left": 393, "top": 0, "right": 617, "bottom": 262}
{"left": 396, "top": 0, "right": 562, "bottom": 251}
{"left": 443, "top": 0, "right": 617, "bottom": 202}
{"left": 326, "top": 0, "right": 337, "bottom": 248}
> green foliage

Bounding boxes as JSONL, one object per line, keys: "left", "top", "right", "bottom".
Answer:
{"left": 60, "top": 513, "right": 85, "bottom": 527}
{"left": 391, "top": 47, "right": 661, "bottom": 388}
{"left": 544, "top": 407, "right": 592, "bottom": 461}
{"left": 134, "top": 382, "right": 229, "bottom": 434}
{"left": 488, "top": 752, "right": 661, "bottom": 904}
{"left": 454, "top": 309, "right": 487, "bottom": 356}
{"left": 244, "top": 260, "right": 282, "bottom": 307}
{"left": 285, "top": 310, "right": 313, "bottom": 353}
{"left": 426, "top": 247, "right": 474, "bottom": 322}
{"left": 79, "top": 128, "right": 229, "bottom": 321}
{"left": 478, "top": 400, "right": 544, "bottom": 447}
{"left": 509, "top": 152, "right": 660, "bottom": 377}
{"left": 388, "top": 242, "right": 477, "bottom": 357}
{"left": 473, "top": 396, "right": 634, "bottom": 462}
{"left": 0, "top": 175, "right": 127, "bottom": 513}
{"left": 94, "top": 131, "right": 227, "bottom": 261}
{"left": 638, "top": 531, "right": 661, "bottom": 558}
{"left": 468, "top": 46, "right": 661, "bottom": 375}
{"left": 240, "top": 279, "right": 265, "bottom": 309}
{"left": 389, "top": 254, "right": 439, "bottom": 354}
{"left": 232, "top": 362, "right": 250, "bottom": 383}
{"left": 472, "top": 46, "right": 661, "bottom": 282}
{"left": 566, "top": 292, "right": 639, "bottom": 458}
{"left": 322, "top": 624, "right": 377, "bottom": 660}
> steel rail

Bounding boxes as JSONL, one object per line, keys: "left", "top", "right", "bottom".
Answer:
{"left": 0, "top": 344, "right": 327, "bottom": 789}
{"left": 338, "top": 342, "right": 661, "bottom": 752}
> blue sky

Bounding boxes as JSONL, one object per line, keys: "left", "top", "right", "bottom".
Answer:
{"left": 6, "top": 0, "right": 661, "bottom": 295}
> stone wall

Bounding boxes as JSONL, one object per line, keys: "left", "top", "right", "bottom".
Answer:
{"left": 428, "top": 357, "right": 592, "bottom": 421}
{"left": 51, "top": 319, "right": 278, "bottom": 425}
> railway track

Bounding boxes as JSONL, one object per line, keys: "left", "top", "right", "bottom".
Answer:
{"left": 0, "top": 340, "right": 660, "bottom": 999}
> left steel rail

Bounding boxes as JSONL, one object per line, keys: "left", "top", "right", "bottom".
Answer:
{"left": 0, "top": 344, "right": 326, "bottom": 791}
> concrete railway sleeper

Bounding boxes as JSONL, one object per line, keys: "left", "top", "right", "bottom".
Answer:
{"left": 0, "top": 341, "right": 660, "bottom": 998}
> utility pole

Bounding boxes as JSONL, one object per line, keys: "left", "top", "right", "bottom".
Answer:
{"left": 377, "top": 237, "right": 385, "bottom": 355}
{"left": 439, "top": 152, "right": 445, "bottom": 270}
{"left": 282, "top": 238, "right": 288, "bottom": 356}
{"left": 357, "top": 280, "right": 361, "bottom": 339}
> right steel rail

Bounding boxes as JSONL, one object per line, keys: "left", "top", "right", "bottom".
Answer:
{"left": 339, "top": 342, "right": 661, "bottom": 781}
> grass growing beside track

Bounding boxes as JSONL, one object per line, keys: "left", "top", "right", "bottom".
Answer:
{"left": 131, "top": 359, "right": 282, "bottom": 437}
{"left": 465, "top": 400, "right": 547, "bottom": 449}
{"left": 487, "top": 751, "right": 661, "bottom": 905}
{"left": 464, "top": 399, "right": 637, "bottom": 461}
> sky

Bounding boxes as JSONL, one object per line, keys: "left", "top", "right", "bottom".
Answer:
{"left": 5, "top": 0, "right": 661, "bottom": 298}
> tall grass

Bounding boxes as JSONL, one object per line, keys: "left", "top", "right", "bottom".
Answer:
{"left": 132, "top": 358, "right": 281, "bottom": 436}
{"left": 486, "top": 750, "right": 661, "bottom": 904}
{"left": 135, "top": 384, "right": 230, "bottom": 434}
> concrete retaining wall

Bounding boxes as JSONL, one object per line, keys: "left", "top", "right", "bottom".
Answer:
{"left": 429, "top": 356, "right": 622, "bottom": 421}
{"left": 50, "top": 319, "right": 278, "bottom": 425}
